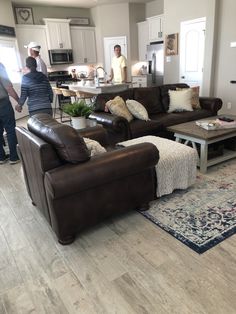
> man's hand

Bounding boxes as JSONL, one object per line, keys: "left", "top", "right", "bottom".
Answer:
{"left": 15, "top": 104, "right": 22, "bottom": 113}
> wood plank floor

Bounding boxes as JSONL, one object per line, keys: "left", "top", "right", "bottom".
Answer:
{"left": 0, "top": 118, "right": 235, "bottom": 313}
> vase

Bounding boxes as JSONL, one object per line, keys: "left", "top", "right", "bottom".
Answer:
{"left": 71, "top": 116, "right": 86, "bottom": 129}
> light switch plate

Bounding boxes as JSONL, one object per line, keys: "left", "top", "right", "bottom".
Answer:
{"left": 230, "top": 42, "right": 236, "bottom": 48}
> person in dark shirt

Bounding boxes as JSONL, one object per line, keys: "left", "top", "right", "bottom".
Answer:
{"left": 16, "top": 57, "right": 53, "bottom": 116}
{"left": 0, "top": 62, "right": 20, "bottom": 164}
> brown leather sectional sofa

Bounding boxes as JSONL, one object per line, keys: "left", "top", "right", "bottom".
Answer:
{"left": 16, "top": 114, "right": 159, "bottom": 244}
{"left": 90, "top": 84, "right": 223, "bottom": 145}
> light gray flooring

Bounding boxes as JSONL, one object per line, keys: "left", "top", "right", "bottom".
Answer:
{"left": 0, "top": 117, "right": 235, "bottom": 313}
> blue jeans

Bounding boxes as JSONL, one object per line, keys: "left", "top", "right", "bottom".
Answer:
{"left": 0, "top": 97, "right": 18, "bottom": 161}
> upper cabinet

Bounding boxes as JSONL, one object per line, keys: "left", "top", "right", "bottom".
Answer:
{"left": 147, "top": 15, "right": 164, "bottom": 42}
{"left": 137, "top": 21, "right": 149, "bottom": 61}
{"left": 44, "top": 18, "right": 72, "bottom": 50}
{"left": 70, "top": 27, "right": 97, "bottom": 64}
{"left": 15, "top": 24, "right": 50, "bottom": 67}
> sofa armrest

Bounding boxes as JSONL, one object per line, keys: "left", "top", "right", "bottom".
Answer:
{"left": 76, "top": 125, "right": 108, "bottom": 147}
{"left": 90, "top": 112, "right": 130, "bottom": 132}
{"left": 45, "top": 143, "right": 159, "bottom": 199}
{"left": 199, "top": 97, "right": 222, "bottom": 114}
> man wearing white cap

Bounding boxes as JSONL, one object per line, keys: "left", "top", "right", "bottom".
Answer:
{"left": 24, "top": 42, "right": 47, "bottom": 76}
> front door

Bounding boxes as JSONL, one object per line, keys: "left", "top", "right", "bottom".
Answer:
{"left": 179, "top": 18, "right": 206, "bottom": 93}
{"left": 104, "top": 36, "right": 127, "bottom": 79}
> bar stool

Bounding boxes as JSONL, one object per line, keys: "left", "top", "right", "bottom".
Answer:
{"left": 60, "top": 88, "right": 77, "bottom": 103}
{"left": 75, "top": 91, "right": 96, "bottom": 105}
{"left": 52, "top": 87, "right": 71, "bottom": 123}
{"left": 52, "top": 87, "right": 62, "bottom": 118}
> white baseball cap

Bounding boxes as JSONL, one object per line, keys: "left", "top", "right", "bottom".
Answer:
{"left": 24, "top": 42, "right": 41, "bottom": 51}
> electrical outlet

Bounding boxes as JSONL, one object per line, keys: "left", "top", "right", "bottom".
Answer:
{"left": 227, "top": 102, "right": 232, "bottom": 110}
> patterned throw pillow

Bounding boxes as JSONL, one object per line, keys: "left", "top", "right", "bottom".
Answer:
{"left": 126, "top": 99, "right": 149, "bottom": 121}
{"left": 168, "top": 89, "right": 193, "bottom": 113}
{"left": 106, "top": 96, "right": 133, "bottom": 122}
{"left": 83, "top": 138, "right": 107, "bottom": 157}
{"left": 176, "top": 86, "right": 200, "bottom": 109}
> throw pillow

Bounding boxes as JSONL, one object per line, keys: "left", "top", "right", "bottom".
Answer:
{"left": 126, "top": 99, "right": 149, "bottom": 121}
{"left": 176, "top": 86, "right": 200, "bottom": 109}
{"left": 106, "top": 96, "right": 133, "bottom": 122}
{"left": 27, "top": 113, "right": 90, "bottom": 164}
{"left": 83, "top": 138, "right": 107, "bottom": 156}
{"left": 168, "top": 89, "right": 193, "bottom": 113}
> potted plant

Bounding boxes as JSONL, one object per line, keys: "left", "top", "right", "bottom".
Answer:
{"left": 62, "top": 100, "right": 94, "bottom": 129}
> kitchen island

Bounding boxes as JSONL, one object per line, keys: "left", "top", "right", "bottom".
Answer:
{"left": 65, "top": 82, "right": 129, "bottom": 94}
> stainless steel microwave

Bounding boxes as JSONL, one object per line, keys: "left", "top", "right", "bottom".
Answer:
{"left": 48, "top": 49, "right": 73, "bottom": 65}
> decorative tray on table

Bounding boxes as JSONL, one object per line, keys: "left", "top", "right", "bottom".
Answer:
{"left": 196, "top": 117, "right": 236, "bottom": 130}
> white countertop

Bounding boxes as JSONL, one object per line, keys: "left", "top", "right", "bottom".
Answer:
{"left": 64, "top": 82, "right": 129, "bottom": 94}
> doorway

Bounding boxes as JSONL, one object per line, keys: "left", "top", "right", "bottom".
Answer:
{"left": 179, "top": 17, "right": 206, "bottom": 93}
{"left": 103, "top": 36, "right": 127, "bottom": 78}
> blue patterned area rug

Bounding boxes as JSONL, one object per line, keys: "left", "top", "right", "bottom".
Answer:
{"left": 140, "top": 159, "right": 236, "bottom": 254}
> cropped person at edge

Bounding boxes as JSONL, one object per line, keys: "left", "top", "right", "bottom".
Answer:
{"left": 0, "top": 62, "right": 20, "bottom": 164}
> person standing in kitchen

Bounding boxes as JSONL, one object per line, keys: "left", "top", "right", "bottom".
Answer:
{"left": 109, "top": 45, "right": 127, "bottom": 83}
{"left": 16, "top": 57, "right": 53, "bottom": 116}
{"left": 0, "top": 62, "right": 20, "bottom": 164}
{"left": 24, "top": 42, "right": 48, "bottom": 76}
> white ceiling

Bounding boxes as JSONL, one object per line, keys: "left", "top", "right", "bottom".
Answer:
{"left": 12, "top": 0, "right": 151, "bottom": 9}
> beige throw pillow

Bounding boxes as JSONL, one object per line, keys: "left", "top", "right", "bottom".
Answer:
{"left": 106, "top": 96, "right": 133, "bottom": 122}
{"left": 126, "top": 99, "right": 149, "bottom": 121}
{"left": 168, "top": 89, "right": 193, "bottom": 113}
{"left": 176, "top": 86, "right": 200, "bottom": 109}
{"left": 83, "top": 138, "right": 106, "bottom": 157}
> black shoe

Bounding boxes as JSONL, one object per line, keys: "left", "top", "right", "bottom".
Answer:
{"left": 9, "top": 158, "right": 20, "bottom": 165}
{"left": 0, "top": 154, "right": 9, "bottom": 164}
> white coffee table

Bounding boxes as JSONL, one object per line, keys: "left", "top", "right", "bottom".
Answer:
{"left": 167, "top": 117, "right": 236, "bottom": 173}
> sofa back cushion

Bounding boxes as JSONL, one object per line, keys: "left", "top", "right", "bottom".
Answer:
{"left": 160, "top": 83, "right": 189, "bottom": 112}
{"left": 95, "top": 89, "right": 134, "bottom": 112}
{"left": 133, "top": 87, "right": 163, "bottom": 114}
{"left": 27, "top": 114, "right": 90, "bottom": 164}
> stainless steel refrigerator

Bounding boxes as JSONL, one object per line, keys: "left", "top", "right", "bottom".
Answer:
{"left": 146, "top": 42, "right": 164, "bottom": 86}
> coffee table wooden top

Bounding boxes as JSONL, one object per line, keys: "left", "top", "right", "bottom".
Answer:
{"left": 167, "top": 116, "right": 236, "bottom": 140}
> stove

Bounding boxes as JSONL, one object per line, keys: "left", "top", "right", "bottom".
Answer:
{"left": 48, "top": 70, "right": 73, "bottom": 84}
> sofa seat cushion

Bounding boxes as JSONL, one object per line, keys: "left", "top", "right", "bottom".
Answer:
{"left": 129, "top": 119, "right": 163, "bottom": 138}
{"left": 133, "top": 87, "right": 163, "bottom": 114}
{"left": 27, "top": 113, "right": 90, "bottom": 164}
{"left": 149, "top": 109, "right": 214, "bottom": 127}
{"left": 95, "top": 89, "right": 134, "bottom": 111}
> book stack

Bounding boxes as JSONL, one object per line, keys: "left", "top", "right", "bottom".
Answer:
{"left": 215, "top": 118, "right": 236, "bottom": 129}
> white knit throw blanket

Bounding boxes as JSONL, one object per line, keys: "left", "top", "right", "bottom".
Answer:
{"left": 118, "top": 136, "right": 198, "bottom": 197}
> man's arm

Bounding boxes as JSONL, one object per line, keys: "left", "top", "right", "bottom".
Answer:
{"left": 122, "top": 66, "right": 127, "bottom": 83}
{"left": 5, "top": 85, "right": 19, "bottom": 103}
{"left": 108, "top": 68, "right": 114, "bottom": 82}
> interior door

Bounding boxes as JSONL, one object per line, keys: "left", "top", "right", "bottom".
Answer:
{"left": 180, "top": 18, "right": 206, "bottom": 91}
{"left": 104, "top": 36, "right": 127, "bottom": 78}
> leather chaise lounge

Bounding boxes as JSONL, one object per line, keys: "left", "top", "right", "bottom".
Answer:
{"left": 16, "top": 114, "right": 159, "bottom": 244}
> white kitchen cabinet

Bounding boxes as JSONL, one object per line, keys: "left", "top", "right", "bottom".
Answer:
{"left": 137, "top": 21, "right": 149, "bottom": 61}
{"left": 132, "top": 76, "right": 147, "bottom": 88}
{"left": 147, "top": 15, "right": 164, "bottom": 42}
{"left": 44, "top": 18, "right": 72, "bottom": 50}
{"left": 15, "top": 24, "right": 50, "bottom": 67}
{"left": 70, "top": 26, "right": 96, "bottom": 64}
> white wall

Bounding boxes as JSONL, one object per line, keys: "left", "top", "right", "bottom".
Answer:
{"left": 1, "top": 0, "right": 15, "bottom": 27}
{"left": 12, "top": 5, "right": 91, "bottom": 25}
{"left": 146, "top": 0, "right": 164, "bottom": 18}
{"left": 214, "top": 0, "right": 236, "bottom": 114}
